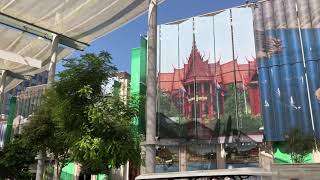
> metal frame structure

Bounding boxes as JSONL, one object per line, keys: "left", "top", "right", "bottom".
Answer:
{"left": 0, "top": 12, "right": 88, "bottom": 120}
{"left": 0, "top": 12, "right": 89, "bottom": 51}
{"left": 0, "top": 0, "right": 165, "bottom": 177}
{"left": 0, "top": 0, "right": 164, "bottom": 95}
{"left": 0, "top": 69, "right": 30, "bottom": 116}
{"left": 0, "top": 1, "right": 163, "bottom": 178}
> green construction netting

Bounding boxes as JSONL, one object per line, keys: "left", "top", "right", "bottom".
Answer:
{"left": 273, "top": 142, "right": 313, "bottom": 163}
{"left": 60, "top": 162, "right": 75, "bottom": 180}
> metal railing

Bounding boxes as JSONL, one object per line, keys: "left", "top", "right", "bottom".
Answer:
{"left": 16, "top": 84, "right": 48, "bottom": 119}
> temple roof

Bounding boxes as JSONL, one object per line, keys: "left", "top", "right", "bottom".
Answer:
{"left": 158, "top": 38, "right": 257, "bottom": 93}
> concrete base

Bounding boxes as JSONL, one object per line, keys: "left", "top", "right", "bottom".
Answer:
{"left": 140, "top": 145, "right": 146, "bottom": 175}
{"left": 259, "top": 151, "right": 273, "bottom": 171}
{"left": 90, "top": 175, "right": 97, "bottom": 180}
{"left": 313, "top": 150, "right": 320, "bottom": 163}
{"left": 179, "top": 145, "right": 187, "bottom": 171}
{"left": 271, "top": 163, "right": 320, "bottom": 180}
{"left": 73, "top": 163, "right": 81, "bottom": 180}
{"left": 216, "top": 144, "right": 226, "bottom": 169}
{"left": 111, "top": 163, "right": 129, "bottom": 180}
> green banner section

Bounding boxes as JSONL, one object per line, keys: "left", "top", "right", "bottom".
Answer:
{"left": 5, "top": 96, "right": 16, "bottom": 143}
{"left": 60, "top": 162, "right": 75, "bottom": 180}
{"left": 97, "top": 174, "right": 107, "bottom": 180}
{"left": 273, "top": 142, "right": 313, "bottom": 163}
{"left": 140, "top": 35, "right": 147, "bottom": 89}
{"left": 130, "top": 36, "right": 147, "bottom": 134}
{"left": 130, "top": 47, "right": 141, "bottom": 97}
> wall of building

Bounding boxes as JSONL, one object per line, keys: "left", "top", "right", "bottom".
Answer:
{"left": 0, "top": 71, "right": 48, "bottom": 116}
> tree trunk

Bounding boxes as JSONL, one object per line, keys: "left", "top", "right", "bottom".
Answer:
{"left": 53, "top": 158, "right": 60, "bottom": 180}
{"left": 35, "top": 150, "right": 45, "bottom": 180}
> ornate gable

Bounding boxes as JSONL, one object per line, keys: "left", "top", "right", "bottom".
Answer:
{"left": 184, "top": 36, "right": 210, "bottom": 81}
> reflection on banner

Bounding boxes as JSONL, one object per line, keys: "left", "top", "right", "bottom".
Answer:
{"left": 151, "top": 0, "right": 320, "bottom": 173}
{"left": 157, "top": 7, "right": 262, "bottom": 141}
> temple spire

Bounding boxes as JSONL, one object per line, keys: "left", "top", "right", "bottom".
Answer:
{"left": 192, "top": 17, "right": 197, "bottom": 50}
{"left": 192, "top": 32, "right": 197, "bottom": 50}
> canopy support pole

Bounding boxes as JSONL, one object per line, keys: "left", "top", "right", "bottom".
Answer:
{"left": 0, "top": 70, "right": 7, "bottom": 119}
{"left": 145, "top": 0, "right": 157, "bottom": 174}
{"left": 35, "top": 33, "right": 59, "bottom": 180}
{"left": 48, "top": 33, "right": 59, "bottom": 87}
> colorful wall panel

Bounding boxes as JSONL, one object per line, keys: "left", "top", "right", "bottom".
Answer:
{"left": 253, "top": 0, "right": 320, "bottom": 141}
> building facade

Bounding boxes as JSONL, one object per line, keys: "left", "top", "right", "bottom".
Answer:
{"left": 0, "top": 71, "right": 48, "bottom": 116}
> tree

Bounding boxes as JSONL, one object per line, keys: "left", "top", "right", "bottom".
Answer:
{"left": 22, "top": 89, "right": 71, "bottom": 179}
{"left": 158, "top": 90, "right": 180, "bottom": 117}
{"left": 285, "top": 128, "right": 315, "bottom": 163}
{"left": 216, "top": 84, "right": 263, "bottom": 135}
{"left": 49, "top": 51, "right": 118, "bottom": 176}
{"left": 0, "top": 51, "right": 140, "bottom": 179}
{"left": 72, "top": 94, "right": 141, "bottom": 174}
{"left": 0, "top": 135, "right": 37, "bottom": 179}
{"left": 21, "top": 51, "right": 140, "bottom": 178}
{"left": 54, "top": 51, "right": 140, "bottom": 174}
{"left": 53, "top": 51, "right": 117, "bottom": 139}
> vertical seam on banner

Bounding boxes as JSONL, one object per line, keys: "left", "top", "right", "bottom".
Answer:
{"left": 295, "top": 2, "right": 316, "bottom": 136}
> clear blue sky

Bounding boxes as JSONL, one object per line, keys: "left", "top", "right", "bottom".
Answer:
{"left": 57, "top": 0, "right": 246, "bottom": 73}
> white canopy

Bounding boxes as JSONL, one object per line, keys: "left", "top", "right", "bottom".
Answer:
{"left": 0, "top": 0, "right": 159, "bottom": 92}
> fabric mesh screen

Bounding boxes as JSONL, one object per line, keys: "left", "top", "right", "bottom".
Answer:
{"left": 0, "top": 0, "right": 162, "bottom": 92}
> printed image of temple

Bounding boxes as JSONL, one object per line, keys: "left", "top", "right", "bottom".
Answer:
{"left": 158, "top": 38, "right": 261, "bottom": 120}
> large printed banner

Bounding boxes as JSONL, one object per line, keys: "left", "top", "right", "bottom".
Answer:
{"left": 153, "top": 0, "right": 320, "bottom": 173}
{"left": 156, "top": 7, "right": 262, "bottom": 141}
{"left": 254, "top": 0, "right": 320, "bottom": 141}
{"left": 156, "top": 0, "right": 320, "bottom": 142}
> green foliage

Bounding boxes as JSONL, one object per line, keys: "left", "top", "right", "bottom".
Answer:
{"left": 60, "top": 52, "right": 140, "bottom": 173}
{"left": 285, "top": 128, "right": 315, "bottom": 163}
{"left": 215, "top": 84, "right": 263, "bottom": 135}
{"left": 0, "top": 135, "right": 37, "bottom": 179}
{"left": 158, "top": 91, "right": 180, "bottom": 117}
{"left": 129, "top": 94, "right": 146, "bottom": 134}
{"left": 223, "top": 84, "right": 249, "bottom": 117}
{"left": 1, "top": 51, "right": 142, "bottom": 177}
{"left": 20, "top": 51, "right": 140, "bottom": 175}
{"left": 57, "top": 51, "right": 116, "bottom": 99}
{"left": 53, "top": 51, "right": 117, "bottom": 138}
{"left": 22, "top": 89, "right": 71, "bottom": 170}
{"left": 238, "top": 114, "right": 263, "bottom": 133}
{"left": 72, "top": 93, "right": 141, "bottom": 173}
